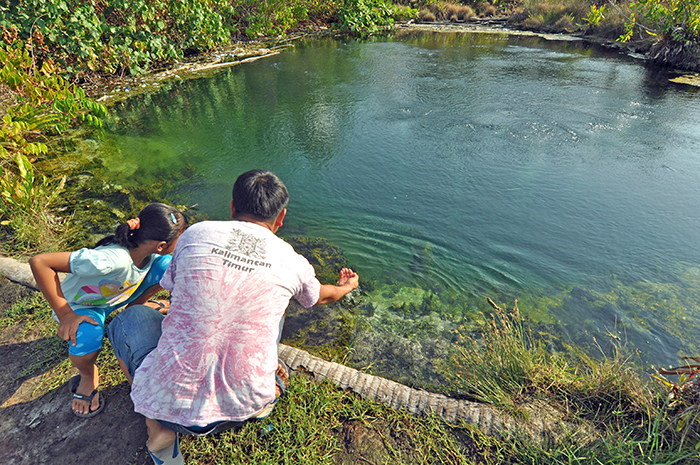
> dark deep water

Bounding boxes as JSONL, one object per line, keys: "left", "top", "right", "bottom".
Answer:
{"left": 98, "top": 31, "right": 700, "bottom": 379}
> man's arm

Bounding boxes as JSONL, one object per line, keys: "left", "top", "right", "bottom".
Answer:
{"left": 317, "top": 268, "right": 359, "bottom": 305}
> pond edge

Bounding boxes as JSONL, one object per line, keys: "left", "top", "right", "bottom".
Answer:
{"left": 0, "top": 254, "right": 589, "bottom": 443}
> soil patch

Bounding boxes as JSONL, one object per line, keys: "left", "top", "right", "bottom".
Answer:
{"left": 0, "top": 280, "right": 151, "bottom": 465}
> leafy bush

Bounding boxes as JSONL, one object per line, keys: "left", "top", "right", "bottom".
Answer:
{"left": 0, "top": 42, "right": 106, "bottom": 156}
{"left": 0, "top": 0, "right": 237, "bottom": 75}
{"left": 582, "top": 3, "right": 607, "bottom": 28}
{"left": 0, "top": 41, "right": 106, "bottom": 253}
{"left": 620, "top": 0, "right": 700, "bottom": 43}
{"left": 336, "top": 0, "right": 395, "bottom": 37}
{"left": 236, "top": 0, "right": 308, "bottom": 37}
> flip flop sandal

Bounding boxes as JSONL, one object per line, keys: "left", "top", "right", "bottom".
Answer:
{"left": 147, "top": 434, "right": 184, "bottom": 465}
{"left": 147, "top": 300, "right": 170, "bottom": 314}
{"left": 275, "top": 360, "right": 289, "bottom": 398}
{"left": 68, "top": 374, "right": 105, "bottom": 418}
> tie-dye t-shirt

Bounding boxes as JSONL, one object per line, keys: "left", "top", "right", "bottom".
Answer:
{"left": 130, "top": 220, "right": 321, "bottom": 425}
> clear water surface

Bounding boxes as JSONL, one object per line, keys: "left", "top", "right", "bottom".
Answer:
{"left": 99, "top": 31, "right": 700, "bottom": 374}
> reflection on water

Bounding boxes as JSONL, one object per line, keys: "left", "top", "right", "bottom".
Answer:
{"left": 97, "top": 32, "right": 700, "bottom": 382}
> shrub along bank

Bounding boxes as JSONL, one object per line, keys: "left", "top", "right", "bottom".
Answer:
{"left": 504, "top": 0, "right": 700, "bottom": 71}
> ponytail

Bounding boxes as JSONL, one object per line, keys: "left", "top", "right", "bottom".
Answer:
{"left": 95, "top": 203, "right": 188, "bottom": 249}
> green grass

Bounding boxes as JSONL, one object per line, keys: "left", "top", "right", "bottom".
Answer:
{"left": 0, "top": 291, "right": 56, "bottom": 337}
{"left": 178, "top": 376, "right": 492, "bottom": 465}
{"left": 440, "top": 300, "right": 700, "bottom": 463}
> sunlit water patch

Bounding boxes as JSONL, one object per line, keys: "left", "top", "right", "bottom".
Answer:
{"left": 96, "top": 32, "right": 700, "bottom": 384}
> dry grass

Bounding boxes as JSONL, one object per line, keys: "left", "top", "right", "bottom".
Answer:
{"left": 510, "top": 0, "right": 629, "bottom": 36}
{"left": 419, "top": 2, "right": 489, "bottom": 23}
{"left": 418, "top": 8, "right": 437, "bottom": 22}
{"left": 475, "top": 2, "right": 496, "bottom": 17}
{"left": 0, "top": 83, "right": 16, "bottom": 119}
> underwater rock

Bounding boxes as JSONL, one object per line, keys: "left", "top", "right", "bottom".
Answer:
{"left": 284, "top": 236, "right": 349, "bottom": 285}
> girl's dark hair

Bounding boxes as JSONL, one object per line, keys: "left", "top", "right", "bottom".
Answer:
{"left": 95, "top": 203, "right": 188, "bottom": 249}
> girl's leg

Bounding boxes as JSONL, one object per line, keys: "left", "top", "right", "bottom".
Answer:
{"left": 117, "top": 359, "right": 133, "bottom": 385}
{"left": 68, "top": 309, "right": 106, "bottom": 415}
{"left": 69, "top": 350, "right": 100, "bottom": 415}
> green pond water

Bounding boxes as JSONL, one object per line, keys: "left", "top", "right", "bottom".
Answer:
{"left": 94, "top": 31, "right": 700, "bottom": 385}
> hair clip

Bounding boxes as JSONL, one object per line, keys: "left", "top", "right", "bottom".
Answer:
{"left": 127, "top": 218, "right": 140, "bottom": 230}
{"left": 170, "top": 212, "right": 178, "bottom": 224}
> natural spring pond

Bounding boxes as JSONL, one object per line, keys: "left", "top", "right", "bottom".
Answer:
{"left": 94, "top": 30, "right": 700, "bottom": 387}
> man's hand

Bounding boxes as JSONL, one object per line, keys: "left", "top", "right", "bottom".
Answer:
{"left": 57, "top": 312, "right": 98, "bottom": 346}
{"left": 337, "top": 268, "right": 359, "bottom": 289}
{"left": 318, "top": 268, "right": 359, "bottom": 305}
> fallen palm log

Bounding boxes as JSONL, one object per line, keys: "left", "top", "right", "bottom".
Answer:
{"left": 279, "top": 343, "right": 590, "bottom": 443}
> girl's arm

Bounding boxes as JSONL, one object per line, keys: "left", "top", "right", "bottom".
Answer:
{"left": 29, "top": 253, "right": 98, "bottom": 346}
{"left": 127, "top": 284, "right": 162, "bottom": 306}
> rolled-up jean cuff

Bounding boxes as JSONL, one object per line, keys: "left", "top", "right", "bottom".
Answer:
{"left": 157, "top": 403, "right": 275, "bottom": 436}
{"left": 106, "top": 305, "right": 164, "bottom": 379}
{"left": 157, "top": 419, "right": 244, "bottom": 436}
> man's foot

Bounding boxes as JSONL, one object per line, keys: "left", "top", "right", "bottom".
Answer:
{"left": 68, "top": 373, "right": 103, "bottom": 417}
{"left": 147, "top": 434, "right": 183, "bottom": 465}
{"left": 146, "top": 417, "right": 177, "bottom": 452}
{"left": 275, "top": 361, "right": 289, "bottom": 398}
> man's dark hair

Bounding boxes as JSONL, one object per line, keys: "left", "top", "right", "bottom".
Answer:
{"left": 232, "top": 170, "right": 289, "bottom": 221}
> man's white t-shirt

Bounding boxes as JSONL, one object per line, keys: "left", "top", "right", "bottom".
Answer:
{"left": 130, "top": 220, "right": 321, "bottom": 425}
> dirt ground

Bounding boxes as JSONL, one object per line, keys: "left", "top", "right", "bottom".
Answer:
{"left": 0, "top": 278, "right": 154, "bottom": 465}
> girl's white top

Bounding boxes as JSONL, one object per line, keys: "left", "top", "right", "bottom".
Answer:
{"left": 61, "top": 244, "right": 155, "bottom": 314}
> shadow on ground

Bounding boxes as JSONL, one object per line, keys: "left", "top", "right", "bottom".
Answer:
{"left": 0, "top": 278, "right": 152, "bottom": 465}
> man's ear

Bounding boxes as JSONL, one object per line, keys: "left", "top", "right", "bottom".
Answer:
{"left": 274, "top": 208, "right": 287, "bottom": 229}
{"left": 231, "top": 200, "right": 236, "bottom": 219}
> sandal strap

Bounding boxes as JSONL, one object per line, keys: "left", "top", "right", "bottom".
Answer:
{"left": 73, "top": 389, "right": 98, "bottom": 402}
{"left": 148, "top": 300, "right": 166, "bottom": 309}
{"left": 275, "top": 373, "right": 286, "bottom": 397}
